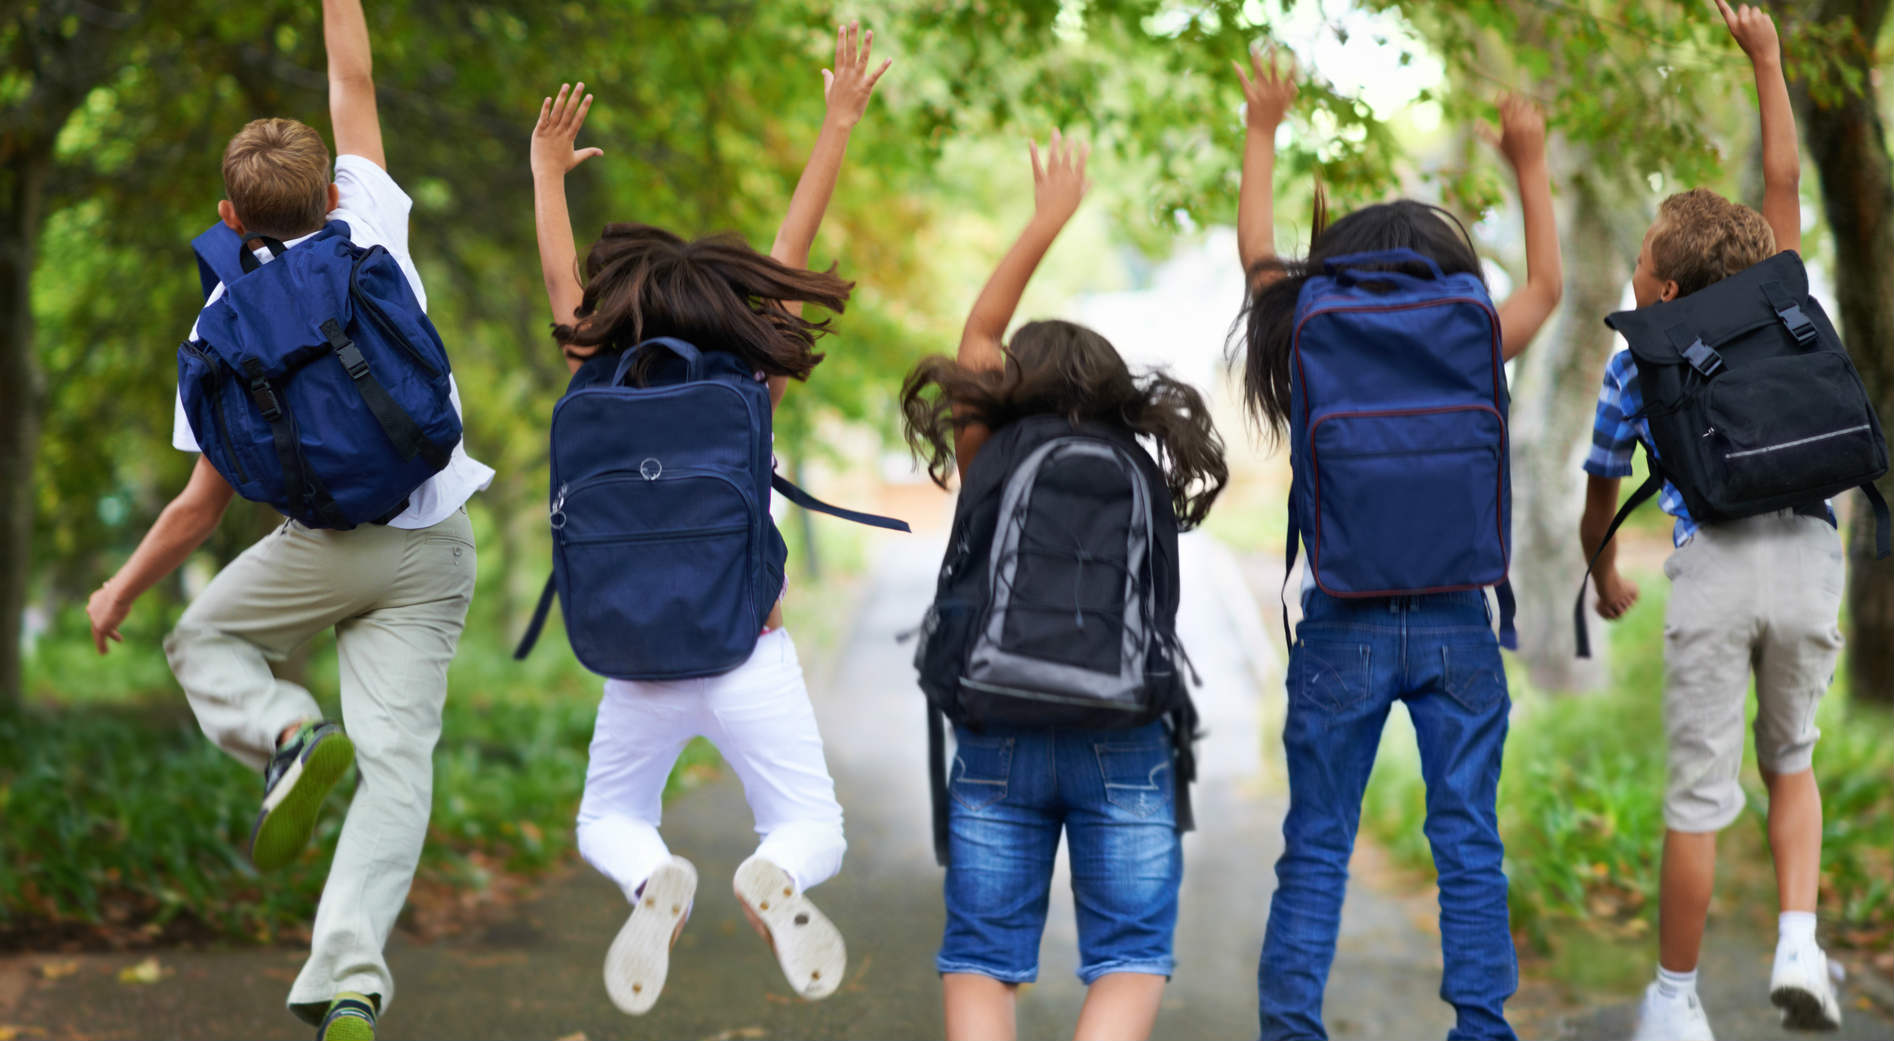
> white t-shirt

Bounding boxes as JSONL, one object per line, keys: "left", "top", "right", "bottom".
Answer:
{"left": 174, "top": 154, "right": 493, "bottom": 529}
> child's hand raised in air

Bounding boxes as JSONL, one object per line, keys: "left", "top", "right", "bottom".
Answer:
{"left": 1234, "top": 45, "right": 1297, "bottom": 131}
{"left": 531, "top": 82, "right": 603, "bottom": 178}
{"left": 1482, "top": 92, "right": 1547, "bottom": 171}
{"left": 1715, "top": 0, "right": 1781, "bottom": 67}
{"left": 1029, "top": 130, "right": 1089, "bottom": 228}
{"left": 822, "top": 22, "right": 892, "bottom": 128}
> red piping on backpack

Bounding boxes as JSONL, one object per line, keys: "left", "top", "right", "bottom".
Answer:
{"left": 1291, "top": 295, "right": 1507, "bottom": 599}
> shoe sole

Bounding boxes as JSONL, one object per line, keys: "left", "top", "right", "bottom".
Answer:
{"left": 604, "top": 857, "right": 696, "bottom": 1016}
{"left": 250, "top": 731, "right": 355, "bottom": 872}
{"left": 1771, "top": 982, "right": 1841, "bottom": 1031}
{"left": 734, "top": 856, "right": 845, "bottom": 1001}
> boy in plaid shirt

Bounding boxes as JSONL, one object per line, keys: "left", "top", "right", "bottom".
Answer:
{"left": 1579, "top": 5, "right": 1844, "bottom": 1039}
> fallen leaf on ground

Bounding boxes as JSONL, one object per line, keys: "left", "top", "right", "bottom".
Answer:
{"left": 554, "top": 1033, "right": 588, "bottom": 1041}
{"left": 701, "top": 1029, "right": 766, "bottom": 1041}
{"left": 116, "top": 957, "right": 166, "bottom": 985}
{"left": 36, "top": 961, "right": 78, "bottom": 980}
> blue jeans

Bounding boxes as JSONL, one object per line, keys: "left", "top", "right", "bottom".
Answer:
{"left": 937, "top": 721, "right": 1181, "bottom": 985}
{"left": 1259, "top": 590, "right": 1517, "bottom": 1041}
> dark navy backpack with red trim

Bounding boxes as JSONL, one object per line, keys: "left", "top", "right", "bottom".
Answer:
{"left": 1284, "top": 247, "right": 1516, "bottom": 647}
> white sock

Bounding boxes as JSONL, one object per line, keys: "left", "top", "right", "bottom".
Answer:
{"left": 1656, "top": 965, "right": 1698, "bottom": 1000}
{"left": 1779, "top": 910, "right": 1818, "bottom": 949}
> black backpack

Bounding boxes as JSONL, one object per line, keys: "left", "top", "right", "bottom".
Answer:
{"left": 1575, "top": 251, "right": 1890, "bottom": 657}
{"left": 911, "top": 415, "right": 1197, "bottom": 864}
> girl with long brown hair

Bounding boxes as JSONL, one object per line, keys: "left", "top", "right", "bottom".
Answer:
{"left": 901, "top": 132, "right": 1226, "bottom": 1041}
{"left": 526, "top": 23, "right": 889, "bottom": 1018}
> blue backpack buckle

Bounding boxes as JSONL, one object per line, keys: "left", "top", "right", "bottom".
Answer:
{"left": 1775, "top": 303, "right": 1817, "bottom": 344}
{"left": 1682, "top": 339, "right": 1724, "bottom": 377}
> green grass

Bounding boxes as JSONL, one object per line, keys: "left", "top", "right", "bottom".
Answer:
{"left": 1359, "top": 570, "right": 1894, "bottom": 960}
{"left": 4, "top": 524, "right": 870, "bottom": 945}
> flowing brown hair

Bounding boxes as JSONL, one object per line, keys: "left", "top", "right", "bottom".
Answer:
{"left": 554, "top": 223, "right": 853, "bottom": 383}
{"left": 899, "top": 319, "right": 1228, "bottom": 530}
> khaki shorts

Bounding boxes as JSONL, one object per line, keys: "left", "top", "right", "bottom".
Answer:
{"left": 1661, "top": 510, "right": 1844, "bottom": 833}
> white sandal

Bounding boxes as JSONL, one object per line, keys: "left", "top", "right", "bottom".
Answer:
{"left": 733, "top": 854, "right": 846, "bottom": 1000}
{"left": 603, "top": 855, "right": 696, "bottom": 1015}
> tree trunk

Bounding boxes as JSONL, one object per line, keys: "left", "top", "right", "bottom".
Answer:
{"left": 1508, "top": 172, "right": 1632, "bottom": 692}
{"left": 1782, "top": 0, "right": 1894, "bottom": 702}
{"left": 0, "top": 153, "right": 48, "bottom": 711}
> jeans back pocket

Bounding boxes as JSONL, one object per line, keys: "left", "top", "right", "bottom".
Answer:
{"left": 1093, "top": 740, "right": 1173, "bottom": 819}
{"left": 1291, "top": 640, "right": 1373, "bottom": 713}
{"left": 950, "top": 732, "right": 1014, "bottom": 812}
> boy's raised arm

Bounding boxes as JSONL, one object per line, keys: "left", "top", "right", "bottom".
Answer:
{"left": 1718, "top": 0, "right": 1800, "bottom": 253}
{"left": 324, "top": 0, "right": 385, "bottom": 168}
{"left": 1234, "top": 46, "right": 1296, "bottom": 288}
{"left": 1487, "top": 93, "right": 1563, "bottom": 360}
{"left": 529, "top": 83, "right": 603, "bottom": 374}
{"left": 951, "top": 132, "right": 1089, "bottom": 472}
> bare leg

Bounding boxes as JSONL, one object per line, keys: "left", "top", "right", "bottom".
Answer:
{"left": 1761, "top": 768, "right": 1821, "bottom": 913}
{"left": 943, "top": 973, "right": 1017, "bottom": 1041}
{"left": 1073, "top": 972, "right": 1166, "bottom": 1041}
{"left": 1658, "top": 829, "right": 1718, "bottom": 972}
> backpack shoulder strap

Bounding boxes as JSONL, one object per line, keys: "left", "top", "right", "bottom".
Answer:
{"left": 191, "top": 223, "right": 248, "bottom": 300}
{"left": 928, "top": 703, "right": 950, "bottom": 867}
{"left": 1573, "top": 455, "right": 1667, "bottom": 659}
{"left": 1860, "top": 481, "right": 1892, "bottom": 559}
{"left": 770, "top": 473, "right": 910, "bottom": 532}
{"left": 514, "top": 574, "right": 559, "bottom": 661}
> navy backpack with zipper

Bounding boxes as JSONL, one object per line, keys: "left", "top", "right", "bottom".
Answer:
{"left": 513, "top": 337, "right": 910, "bottom": 681}
{"left": 1285, "top": 247, "right": 1516, "bottom": 647}
{"left": 179, "top": 220, "right": 460, "bottom": 529}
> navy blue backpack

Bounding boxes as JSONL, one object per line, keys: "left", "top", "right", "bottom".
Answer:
{"left": 513, "top": 337, "right": 910, "bottom": 681}
{"left": 179, "top": 220, "right": 461, "bottom": 529}
{"left": 1285, "top": 247, "right": 1517, "bottom": 648}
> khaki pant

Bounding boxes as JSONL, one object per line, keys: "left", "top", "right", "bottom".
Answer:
{"left": 164, "top": 509, "right": 476, "bottom": 1023}
{"left": 1662, "top": 509, "right": 1843, "bottom": 833}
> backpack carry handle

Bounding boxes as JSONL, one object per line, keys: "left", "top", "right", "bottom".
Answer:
{"left": 613, "top": 337, "right": 707, "bottom": 385}
{"left": 1324, "top": 248, "right": 1448, "bottom": 285}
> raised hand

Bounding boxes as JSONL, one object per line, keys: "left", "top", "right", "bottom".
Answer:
{"left": 1029, "top": 129, "right": 1090, "bottom": 228}
{"left": 1715, "top": 0, "right": 1781, "bottom": 66}
{"left": 1234, "top": 44, "right": 1298, "bottom": 131}
{"left": 1482, "top": 92, "right": 1547, "bottom": 171}
{"left": 822, "top": 21, "right": 892, "bottom": 128}
{"left": 531, "top": 82, "right": 603, "bottom": 178}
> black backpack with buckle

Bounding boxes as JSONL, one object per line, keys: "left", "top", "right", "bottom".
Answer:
{"left": 1575, "top": 250, "right": 1889, "bottom": 657}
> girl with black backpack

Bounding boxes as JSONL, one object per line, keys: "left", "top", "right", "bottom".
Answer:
{"left": 900, "top": 132, "right": 1227, "bottom": 1041}
{"left": 1230, "top": 48, "right": 1563, "bottom": 1041}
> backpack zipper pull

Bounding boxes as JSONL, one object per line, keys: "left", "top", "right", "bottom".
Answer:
{"left": 1702, "top": 425, "right": 1716, "bottom": 439}
{"left": 549, "top": 483, "right": 568, "bottom": 530}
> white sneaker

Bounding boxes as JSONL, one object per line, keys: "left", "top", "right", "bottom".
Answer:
{"left": 1631, "top": 981, "right": 1715, "bottom": 1041}
{"left": 733, "top": 854, "right": 846, "bottom": 1000}
{"left": 603, "top": 855, "right": 697, "bottom": 1015}
{"left": 1770, "top": 939, "right": 1843, "bottom": 1031}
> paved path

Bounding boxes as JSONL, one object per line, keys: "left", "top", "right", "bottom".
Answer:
{"left": 0, "top": 534, "right": 1559, "bottom": 1040}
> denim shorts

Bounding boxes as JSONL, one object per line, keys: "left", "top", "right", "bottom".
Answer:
{"left": 936, "top": 720, "right": 1181, "bottom": 985}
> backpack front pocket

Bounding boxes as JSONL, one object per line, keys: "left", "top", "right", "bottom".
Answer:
{"left": 1704, "top": 353, "right": 1886, "bottom": 506}
{"left": 1309, "top": 405, "right": 1507, "bottom": 595}
{"left": 554, "top": 470, "right": 757, "bottom": 678}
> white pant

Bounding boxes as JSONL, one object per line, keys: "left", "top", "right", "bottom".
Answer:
{"left": 577, "top": 628, "right": 846, "bottom": 898}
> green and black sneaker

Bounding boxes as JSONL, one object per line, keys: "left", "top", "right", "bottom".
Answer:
{"left": 251, "top": 721, "right": 355, "bottom": 872}
{"left": 316, "top": 992, "right": 377, "bottom": 1041}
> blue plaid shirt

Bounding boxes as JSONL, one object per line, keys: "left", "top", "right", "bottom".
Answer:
{"left": 1583, "top": 348, "right": 1832, "bottom": 547}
